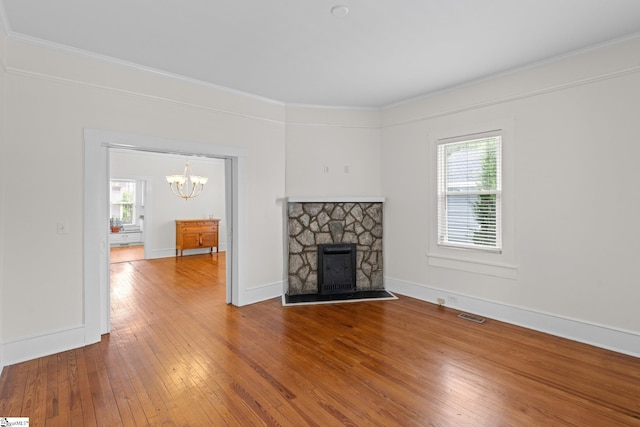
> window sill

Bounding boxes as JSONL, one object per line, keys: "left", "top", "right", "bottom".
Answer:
{"left": 427, "top": 253, "right": 518, "bottom": 279}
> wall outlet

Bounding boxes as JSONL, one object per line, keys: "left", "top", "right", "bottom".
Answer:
{"left": 437, "top": 297, "right": 445, "bottom": 306}
{"left": 447, "top": 295, "right": 459, "bottom": 304}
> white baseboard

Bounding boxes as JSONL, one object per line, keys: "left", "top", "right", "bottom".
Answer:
{"left": 239, "top": 280, "right": 284, "bottom": 306}
{"left": 1, "top": 325, "right": 87, "bottom": 369}
{"left": 5, "top": 276, "right": 633, "bottom": 375}
{"left": 0, "top": 268, "right": 272, "bottom": 373}
{"left": 385, "top": 277, "right": 640, "bottom": 358}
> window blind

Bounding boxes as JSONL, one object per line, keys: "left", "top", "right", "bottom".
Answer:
{"left": 437, "top": 135, "right": 502, "bottom": 251}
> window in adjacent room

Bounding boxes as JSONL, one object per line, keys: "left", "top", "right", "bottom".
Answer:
{"left": 437, "top": 134, "right": 502, "bottom": 252}
{"left": 110, "top": 179, "right": 144, "bottom": 227}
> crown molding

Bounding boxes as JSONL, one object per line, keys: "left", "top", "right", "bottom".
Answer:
{"left": 284, "top": 120, "right": 380, "bottom": 129}
{"left": 2, "top": 29, "right": 385, "bottom": 115}
{"left": 5, "top": 28, "right": 288, "bottom": 108}
{"left": 3, "top": 3, "right": 639, "bottom": 114}
{"left": 285, "top": 101, "right": 380, "bottom": 112}
{"left": 6, "top": 64, "right": 288, "bottom": 125}
{"left": 381, "top": 64, "right": 640, "bottom": 129}
{"left": 383, "top": 31, "right": 640, "bottom": 113}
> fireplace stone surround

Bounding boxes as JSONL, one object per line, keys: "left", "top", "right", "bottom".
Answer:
{"left": 286, "top": 197, "right": 385, "bottom": 296}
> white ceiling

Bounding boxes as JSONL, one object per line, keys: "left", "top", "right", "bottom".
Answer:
{"left": 2, "top": 0, "right": 640, "bottom": 109}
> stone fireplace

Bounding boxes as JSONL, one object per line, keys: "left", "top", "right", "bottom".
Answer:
{"left": 286, "top": 198, "right": 384, "bottom": 296}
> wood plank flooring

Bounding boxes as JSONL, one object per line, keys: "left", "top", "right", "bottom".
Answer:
{"left": 110, "top": 245, "right": 145, "bottom": 264}
{"left": 1, "top": 252, "right": 640, "bottom": 426}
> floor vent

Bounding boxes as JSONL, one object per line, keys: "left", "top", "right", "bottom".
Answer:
{"left": 458, "top": 313, "right": 486, "bottom": 323}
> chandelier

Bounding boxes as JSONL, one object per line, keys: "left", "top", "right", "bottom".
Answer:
{"left": 166, "top": 159, "right": 208, "bottom": 200}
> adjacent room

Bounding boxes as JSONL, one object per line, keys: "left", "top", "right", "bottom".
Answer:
{"left": 1, "top": 1, "right": 640, "bottom": 425}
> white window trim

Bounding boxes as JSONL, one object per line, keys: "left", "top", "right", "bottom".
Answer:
{"left": 428, "top": 122, "right": 517, "bottom": 279}
{"left": 436, "top": 133, "right": 503, "bottom": 252}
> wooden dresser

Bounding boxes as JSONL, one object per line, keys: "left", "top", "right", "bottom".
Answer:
{"left": 175, "top": 219, "right": 219, "bottom": 256}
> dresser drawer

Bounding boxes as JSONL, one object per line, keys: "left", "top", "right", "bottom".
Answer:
{"left": 178, "top": 220, "right": 214, "bottom": 228}
{"left": 179, "top": 224, "right": 216, "bottom": 232}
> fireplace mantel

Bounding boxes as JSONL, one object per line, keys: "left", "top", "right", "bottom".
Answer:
{"left": 287, "top": 196, "right": 385, "bottom": 203}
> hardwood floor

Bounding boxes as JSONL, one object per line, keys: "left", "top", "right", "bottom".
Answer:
{"left": 1, "top": 253, "right": 639, "bottom": 426}
{"left": 110, "top": 245, "right": 145, "bottom": 264}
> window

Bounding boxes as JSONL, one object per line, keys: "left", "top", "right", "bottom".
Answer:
{"left": 437, "top": 134, "right": 502, "bottom": 252}
{"left": 110, "top": 179, "right": 143, "bottom": 226}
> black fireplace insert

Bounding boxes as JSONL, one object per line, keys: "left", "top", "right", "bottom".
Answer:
{"left": 317, "top": 243, "right": 357, "bottom": 294}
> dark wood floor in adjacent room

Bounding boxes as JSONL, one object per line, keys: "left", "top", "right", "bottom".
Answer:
{"left": 1, "top": 252, "right": 639, "bottom": 426}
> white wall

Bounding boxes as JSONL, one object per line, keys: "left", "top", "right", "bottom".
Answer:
{"left": 0, "top": 35, "right": 286, "bottom": 364}
{"left": 285, "top": 106, "right": 382, "bottom": 197}
{"left": 382, "top": 36, "right": 640, "bottom": 356}
{"left": 110, "top": 151, "right": 227, "bottom": 256}
{"left": 0, "top": 17, "right": 7, "bottom": 370}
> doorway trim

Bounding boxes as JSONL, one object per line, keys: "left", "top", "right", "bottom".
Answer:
{"left": 84, "top": 128, "right": 247, "bottom": 343}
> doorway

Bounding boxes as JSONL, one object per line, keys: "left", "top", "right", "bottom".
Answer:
{"left": 109, "top": 177, "right": 147, "bottom": 263}
{"left": 84, "top": 129, "right": 248, "bottom": 344}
